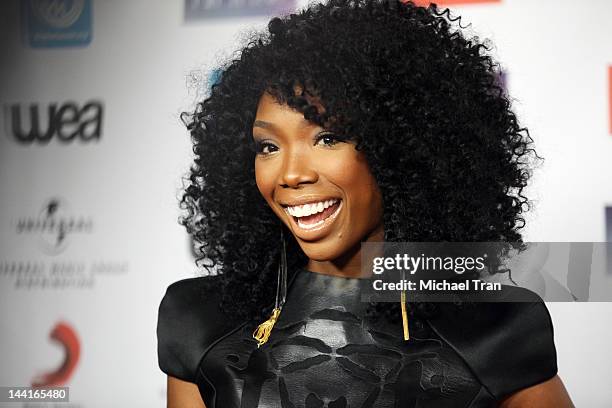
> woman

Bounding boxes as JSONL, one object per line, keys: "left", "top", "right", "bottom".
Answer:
{"left": 157, "top": 0, "right": 574, "bottom": 406}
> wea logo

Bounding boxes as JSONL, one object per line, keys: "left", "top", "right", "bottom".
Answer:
{"left": 4, "top": 100, "right": 103, "bottom": 144}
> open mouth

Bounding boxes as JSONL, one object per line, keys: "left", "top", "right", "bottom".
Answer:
{"left": 284, "top": 199, "right": 342, "bottom": 231}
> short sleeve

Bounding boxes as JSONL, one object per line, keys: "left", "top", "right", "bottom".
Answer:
{"left": 426, "top": 285, "right": 558, "bottom": 400}
{"left": 156, "top": 275, "right": 233, "bottom": 382}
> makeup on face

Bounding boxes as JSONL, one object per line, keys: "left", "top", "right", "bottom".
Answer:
{"left": 253, "top": 92, "right": 383, "bottom": 276}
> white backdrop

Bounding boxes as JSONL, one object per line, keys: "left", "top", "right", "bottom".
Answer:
{"left": 0, "top": 0, "right": 611, "bottom": 407}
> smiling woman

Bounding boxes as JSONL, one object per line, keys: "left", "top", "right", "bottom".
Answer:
{"left": 253, "top": 93, "right": 384, "bottom": 276}
{"left": 157, "top": 0, "right": 574, "bottom": 407}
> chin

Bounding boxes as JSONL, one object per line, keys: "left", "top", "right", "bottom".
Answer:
{"left": 297, "top": 241, "right": 343, "bottom": 262}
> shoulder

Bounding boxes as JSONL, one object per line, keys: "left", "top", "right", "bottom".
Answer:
{"left": 426, "top": 285, "right": 558, "bottom": 400}
{"left": 156, "top": 275, "right": 240, "bottom": 382}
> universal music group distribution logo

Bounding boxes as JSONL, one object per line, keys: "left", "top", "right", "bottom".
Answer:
{"left": 1, "top": 198, "right": 129, "bottom": 289}
{"left": 15, "top": 197, "right": 93, "bottom": 255}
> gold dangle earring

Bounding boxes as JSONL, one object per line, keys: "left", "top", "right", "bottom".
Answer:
{"left": 252, "top": 227, "right": 287, "bottom": 348}
{"left": 400, "top": 270, "right": 410, "bottom": 341}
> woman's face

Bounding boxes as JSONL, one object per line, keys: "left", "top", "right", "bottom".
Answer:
{"left": 253, "top": 92, "right": 383, "bottom": 273}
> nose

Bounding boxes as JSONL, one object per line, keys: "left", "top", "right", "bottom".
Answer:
{"left": 279, "top": 149, "right": 318, "bottom": 188}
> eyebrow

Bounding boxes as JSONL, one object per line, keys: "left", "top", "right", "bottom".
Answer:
{"left": 252, "top": 118, "right": 316, "bottom": 131}
{"left": 253, "top": 120, "right": 273, "bottom": 130}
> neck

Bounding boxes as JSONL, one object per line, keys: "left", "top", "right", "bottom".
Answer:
{"left": 306, "top": 224, "right": 384, "bottom": 279}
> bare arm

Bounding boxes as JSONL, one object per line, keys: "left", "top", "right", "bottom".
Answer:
{"left": 167, "top": 375, "right": 206, "bottom": 408}
{"left": 499, "top": 375, "right": 574, "bottom": 408}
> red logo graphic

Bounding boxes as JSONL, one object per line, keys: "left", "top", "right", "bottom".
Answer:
{"left": 32, "top": 321, "right": 81, "bottom": 387}
{"left": 412, "top": 0, "right": 501, "bottom": 5}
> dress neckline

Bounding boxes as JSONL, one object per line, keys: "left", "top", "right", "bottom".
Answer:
{"left": 299, "top": 267, "right": 371, "bottom": 281}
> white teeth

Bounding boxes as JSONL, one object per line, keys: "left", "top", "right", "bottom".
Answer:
{"left": 285, "top": 199, "right": 339, "bottom": 218}
{"left": 296, "top": 200, "right": 343, "bottom": 230}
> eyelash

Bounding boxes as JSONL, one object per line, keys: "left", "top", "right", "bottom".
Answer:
{"left": 253, "top": 132, "right": 346, "bottom": 156}
{"left": 254, "top": 141, "right": 278, "bottom": 155}
{"left": 314, "top": 132, "right": 344, "bottom": 147}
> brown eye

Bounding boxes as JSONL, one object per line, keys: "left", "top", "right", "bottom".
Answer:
{"left": 254, "top": 140, "right": 279, "bottom": 155}
{"left": 314, "top": 132, "right": 342, "bottom": 147}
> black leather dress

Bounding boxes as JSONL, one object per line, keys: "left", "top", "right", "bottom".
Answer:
{"left": 157, "top": 268, "right": 557, "bottom": 407}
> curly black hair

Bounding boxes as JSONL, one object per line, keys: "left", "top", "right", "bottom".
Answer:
{"left": 180, "top": 0, "right": 538, "bottom": 326}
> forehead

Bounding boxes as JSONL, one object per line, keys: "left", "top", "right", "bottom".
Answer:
{"left": 253, "top": 92, "right": 320, "bottom": 132}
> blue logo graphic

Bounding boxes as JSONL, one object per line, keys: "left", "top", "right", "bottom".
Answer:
{"left": 184, "top": 0, "right": 295, "bottom": 20}
{"left": 22, "top": 0, "right": 92, "bottom": 48}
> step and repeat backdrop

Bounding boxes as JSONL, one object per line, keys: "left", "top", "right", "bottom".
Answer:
{"left": 1, "top": 0, "right": 611, "bottom": 407}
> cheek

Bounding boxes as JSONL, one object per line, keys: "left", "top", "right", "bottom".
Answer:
{"left": 255, "top": 160, "right": 275, "bottom": 203}
{"left": 328, "top": 150, "right": 380, "bottom": 204}
{"left": 331, "top": 152, "right": 383, "bottom": 233}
